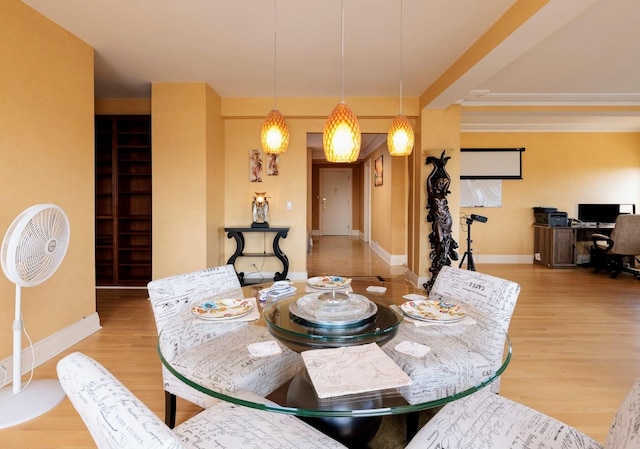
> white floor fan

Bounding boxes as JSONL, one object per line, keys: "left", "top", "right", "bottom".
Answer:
{"left": 0, "top": 204, "right": 70, "bottom": 428}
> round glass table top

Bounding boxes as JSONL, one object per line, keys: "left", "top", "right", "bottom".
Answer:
{"left": 157, "top": 280, "right": 512, "bottom": 419}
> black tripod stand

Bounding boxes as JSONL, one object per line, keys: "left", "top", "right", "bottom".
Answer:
{"left": 459, "top": 216, "right": 476, "bottom": 271}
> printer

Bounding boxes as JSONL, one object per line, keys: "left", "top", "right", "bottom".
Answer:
{"left": 533, "top": 207, "right": 569, "bottom": 227}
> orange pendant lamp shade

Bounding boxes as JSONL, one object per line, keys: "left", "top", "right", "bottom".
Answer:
{"left": 387, "top": 114, "right": 414, "bottom": 156}
{"left": 323, "top": 102, "right": 361, "bottom": 163}
{"left": 261, "top": 109, "right": 289, "bottom": 154}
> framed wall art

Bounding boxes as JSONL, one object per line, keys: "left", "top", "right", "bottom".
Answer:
{"left": 249, "top": 149, "right": 263, "bottom": 182}
{"left": 266, "top": 153, "right": 279, "bottom": 176}
{"left": 374, "top": 155, "right": 383, "bottom": 187}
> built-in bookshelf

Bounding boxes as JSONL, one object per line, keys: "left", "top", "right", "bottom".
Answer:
{"left": 95, "top": 115, "right": 152, "bottom": 286}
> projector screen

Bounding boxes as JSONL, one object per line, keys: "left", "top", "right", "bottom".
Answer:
{"left": 461, "top": 148, "right": 524, "bottom": 179}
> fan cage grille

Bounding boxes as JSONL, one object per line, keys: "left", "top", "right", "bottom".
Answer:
{"left": 1, "top": 204, "right": 70, "bottom": 287}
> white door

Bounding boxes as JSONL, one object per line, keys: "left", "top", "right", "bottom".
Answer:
{"left": 320, "top": 168, "right": 352, "bottom": 235}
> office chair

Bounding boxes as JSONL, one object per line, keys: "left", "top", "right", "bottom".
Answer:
{"left": 591, "top": 214, "right": 640, "bottom": 279}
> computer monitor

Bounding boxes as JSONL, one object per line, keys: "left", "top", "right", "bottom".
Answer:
{"left": 577, "top": 204, "right": 621, "bottom": 224}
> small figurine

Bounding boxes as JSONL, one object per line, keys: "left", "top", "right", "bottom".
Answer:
{"left": 251, "top": 192, "right": 269, "bottom": 227}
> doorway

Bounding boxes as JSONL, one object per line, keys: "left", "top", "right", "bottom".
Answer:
{"left": 319, "top": 168, "right": 352, "bottom": 235}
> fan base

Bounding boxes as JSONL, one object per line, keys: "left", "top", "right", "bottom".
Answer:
{"left": 0, "top": 379, "right": 66, "bottom": 429}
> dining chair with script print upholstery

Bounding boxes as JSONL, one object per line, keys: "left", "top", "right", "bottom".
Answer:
{"left": 384, "top": 266, "right": 520, "bottom": 440}
{"left": 406, "top": 376, "right": 640, "bottom": 449}
{"left": 57, "top": 352, "right": 346, "bottom": 449}
{"left": 147, "top": 264, "right": 300, "bottom": 427}
{"left": 385, "top": 266, "right": 520, "bottom": 405}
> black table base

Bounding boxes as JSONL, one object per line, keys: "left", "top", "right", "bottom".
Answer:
{"left": 286, "top": 367, "right": 383, "bottom": 448}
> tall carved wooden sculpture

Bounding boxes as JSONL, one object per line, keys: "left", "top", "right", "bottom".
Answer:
{"left": 424, "top": 151, "right": 458, "bottom": 291}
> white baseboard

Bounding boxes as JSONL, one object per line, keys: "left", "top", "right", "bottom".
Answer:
{"left": 287, "top": 271, "right": 308, "bottom": 281}
{"left": 311, "top": 230, "right": 362, "bottom": 237}
{"left": 408, "top": 255, "right": 534, "bottom": 288}
{"left": 404, "top": 270, "right": 425, "bottom": 289}
{"left": 369, "top": 240, "right": 408, "bottom": 266}
{"left": 0, "top": 313, "right": 101, "bottom": 384}
{"left": 473, "top": 254, "right": 532, "bottom": 264}
{"left": 244, "top": 271, "right": 308, "bottom": 282}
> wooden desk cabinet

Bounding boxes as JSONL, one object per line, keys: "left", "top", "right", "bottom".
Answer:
{"left": 533, "top": 225, "right": 576, "bottom": 268}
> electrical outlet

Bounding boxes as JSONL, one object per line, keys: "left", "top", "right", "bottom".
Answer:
{"left": 286, "top": 201, "right": 293, "bottom": 210}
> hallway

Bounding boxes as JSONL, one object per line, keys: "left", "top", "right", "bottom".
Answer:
{"left": 307, "top": 236, "right": 408, "bottom": 280}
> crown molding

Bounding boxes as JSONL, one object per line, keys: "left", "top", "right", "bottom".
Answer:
{"left": 461, "top": 109, "right": 640, "bottom": 132}
{"left": 458, "top": 92, "right": 640, "bottom": 107}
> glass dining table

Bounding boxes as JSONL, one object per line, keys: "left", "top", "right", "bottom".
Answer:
{"left": 157, "top": 279, "right": 511, "bottom": 447}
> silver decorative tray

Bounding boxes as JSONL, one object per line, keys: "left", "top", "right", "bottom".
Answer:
{"left": 289, "top": 292, "right": 378, "bottom": 328}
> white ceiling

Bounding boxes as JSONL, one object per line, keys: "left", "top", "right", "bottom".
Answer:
{"left": 22, "top": 0, "right": 640, "bottom": 142}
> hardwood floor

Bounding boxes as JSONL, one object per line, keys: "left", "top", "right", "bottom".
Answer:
{"left": 1, "top": 236, "right": 639, "bottom": 448}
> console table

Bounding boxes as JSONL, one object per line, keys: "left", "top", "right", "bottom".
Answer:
{"left": 225, "top": 226, "right": 290, "bottom": 285}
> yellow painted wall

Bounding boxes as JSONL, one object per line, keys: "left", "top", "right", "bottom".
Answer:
{"left": 0, "top": 0, "right": 95, "bottom": 358}
{"left": 416, "top": 107, "right": 462, "bottom": 282}
{"left": 223, "top": 116, "right": 312, "bottom": 278}
{"left": 205, "top": 86, "right": 227, "bottom": 267}
{"left": 369, "top": 147, "right": 407, "bottom": 257}
{"left": 407, "top": 128, "right": 420, "bottom": 274}
{"left": 460, "top": 132, "right": 640, "bottom": 258}
{"left": 112, "top": 92, "right": 417, "bottom": 283}
{"left": 221, "top": 106, "right": 411, "bottom": 278}
{"left": 151, "top": 83, "right": 214, "bottom": 278}
{"left": 391, "top": 153, "right": 408, "bottom": 255}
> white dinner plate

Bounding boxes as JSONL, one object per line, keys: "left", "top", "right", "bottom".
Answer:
{"left": 400, "top": 299, "right": 466, "bottom": 323}
{"left": 306, "top": 276, "right": 352, "bottom": 290}
{"left": 271, "top": 280, "right": 293, "bottom": 290}
{"left": 191, "top": 298, "right": 253, "bottom": 320}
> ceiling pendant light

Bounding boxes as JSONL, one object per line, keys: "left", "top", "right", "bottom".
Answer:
{"left": 323, "top": 0, "right": 361, "bottom": 163}
{"left": 388, "top": 0, "right": 414, "bottom": 157}
{"left": 261, "top": 0, "right": 289, "bottom": 155}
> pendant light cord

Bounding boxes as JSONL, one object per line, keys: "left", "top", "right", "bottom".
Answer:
{"left": 341, "top": 0, "right": 345, "bottom": 103}
{"left": 273, "top": 0, "right": 278, "bottom": 109}
{"left": 399, "top": 0, "right": 404, "bottom": 115}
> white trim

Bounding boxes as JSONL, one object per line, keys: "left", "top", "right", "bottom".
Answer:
{"left": 0, "top": 313, "right": 101, "bottom": 383}
{"left": 408, "top": 255, "right": 534, "bottom": 288}
{"left": 244, "top": 271, "right": 308, "bottom": 282}
{"left": 404, "top": 270, "right": 423, "bottom": 289}
{"left": 474, "top": 254, "right": 533, "bottom": 264}
{"left": 460, "top": 92, "right": 640, "bottom": 107}
{"left": 461, "top": 110, "right": 640, "bottom": 132}
{"left": 369, "top": 240, "right": 408, "bottom": 266}
{"left": 287, "top": 271, "right": 308, "bottom": 281}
